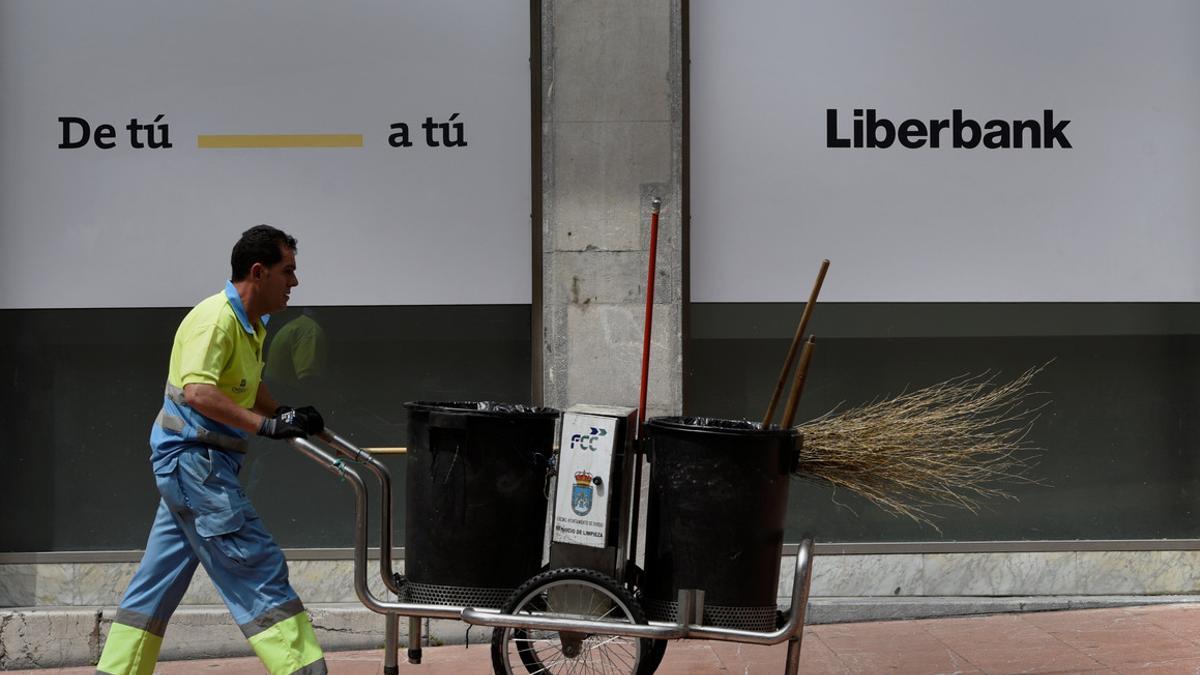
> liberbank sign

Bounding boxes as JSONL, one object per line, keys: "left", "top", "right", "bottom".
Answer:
{"left": 690, "top": 0, "right": 1198, "bottom": 303}
{"left": 826, "top": 109, "right": 1072, "bottom": 150}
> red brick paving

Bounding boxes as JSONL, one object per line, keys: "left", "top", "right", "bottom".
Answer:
{"left": 17, "top": 603, "right": 1200, "bottom": 674}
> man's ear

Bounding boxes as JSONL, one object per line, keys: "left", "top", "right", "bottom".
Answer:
{"left": 250, "top": 262, "right": 265, "bottom": 281}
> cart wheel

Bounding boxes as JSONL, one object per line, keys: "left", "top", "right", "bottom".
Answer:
{"left": 642, "top": 638, "right": 668, "bottom": 674}
{"left": 490, "top": 567, "right": 657, "bottom": 674}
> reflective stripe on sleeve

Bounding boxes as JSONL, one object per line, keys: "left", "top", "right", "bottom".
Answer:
{"left": 155, "top": 409, "right": 248, "bottom": 454}
{"left": 164, "top": 383, "right": 187, "bottom": 405}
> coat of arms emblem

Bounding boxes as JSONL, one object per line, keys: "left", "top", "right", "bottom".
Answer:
{"left": 572, "top": 470, "right": 594, "bottom": 516}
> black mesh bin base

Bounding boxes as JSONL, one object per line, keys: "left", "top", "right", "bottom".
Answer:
{"left": 403, "top": 581, "right": 514, "bottom": 610}
{"left": 644, "top": 598, "right": 778, "bottom": 632}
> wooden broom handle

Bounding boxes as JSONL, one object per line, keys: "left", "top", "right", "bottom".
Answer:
{"left": 762, "top": 259, "right": 829, "bottom": 427}
{"left": 781, "top": 336, "right": 816, "bottom": 428}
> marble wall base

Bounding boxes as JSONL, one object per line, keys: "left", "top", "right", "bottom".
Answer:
{"left": 0, "top": 604, "right": 416, "bottom": 670}
{"left": 779, "top": 551, "right": 1200, "bottom": 602}
{"left": 0, "top": 559, "right": 396, "bottom": 608}
{"left": 4, "top": 551, "right": 1200, "bottom": 609}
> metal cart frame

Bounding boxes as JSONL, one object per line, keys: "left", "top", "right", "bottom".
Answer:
{"left": 291, "top": 428, "right": 815, "bottom": 674}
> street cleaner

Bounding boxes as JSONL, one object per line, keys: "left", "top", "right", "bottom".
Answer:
{"left": 97, "top": 225, "right": 328, "bottom": 675}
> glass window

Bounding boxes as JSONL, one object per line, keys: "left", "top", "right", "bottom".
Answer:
{"left": 0, "top": 305, "right": 532, "bottom": 551}
{"left": 686, "top": 303, "right": 1200, "bottom": 542}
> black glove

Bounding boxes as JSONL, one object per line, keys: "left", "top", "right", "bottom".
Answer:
{"left": 273, "top": 405, "right": 325, "bottom": 435}
{"left": 258, "top": 409, "right": 307, "bottom": 439}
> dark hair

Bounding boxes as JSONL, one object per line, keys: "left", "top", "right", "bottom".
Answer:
{"left": 231, "top": 225, "right": 297, "bottom": 281}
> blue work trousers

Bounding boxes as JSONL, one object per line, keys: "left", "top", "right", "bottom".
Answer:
{"left": 96, "top": 446, "right": 325, "bottom": 675}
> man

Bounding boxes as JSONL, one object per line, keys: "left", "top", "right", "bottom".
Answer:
{"left": 97, "top": 225, "right": 328, "bottom": 675}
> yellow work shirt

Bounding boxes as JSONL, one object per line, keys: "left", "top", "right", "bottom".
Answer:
{"left": 168, "top": 283, "right": 269, "bottom": 408}
{"left": 150, "top": 282, "right": 270, "bottom": 474}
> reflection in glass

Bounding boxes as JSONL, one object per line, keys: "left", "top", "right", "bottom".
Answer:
{"left": 265, "top": 308, "right": 327, "bottom": 404}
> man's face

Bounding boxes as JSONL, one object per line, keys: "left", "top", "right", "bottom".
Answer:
{"left": 258, "top": 246, "right": 298, "bottom": 314}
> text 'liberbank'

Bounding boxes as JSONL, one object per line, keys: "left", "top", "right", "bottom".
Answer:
{"left": 827, "top": 109, "right": 1071, "bottom": 149}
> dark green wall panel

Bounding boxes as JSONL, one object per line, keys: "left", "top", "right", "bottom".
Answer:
{"left": 686, "top": 303, "right": 1200, "bottom": 542}
{"left": 0, "top": 306, "right": 532, "bottom": 552}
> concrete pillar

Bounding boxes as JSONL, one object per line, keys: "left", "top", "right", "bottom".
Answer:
{"left": 539, "top": 0, "right": 685, "bottom": 417}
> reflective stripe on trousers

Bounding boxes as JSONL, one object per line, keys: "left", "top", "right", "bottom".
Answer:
{"left": 96, "top": 606, "right": 327, "bottom": 675}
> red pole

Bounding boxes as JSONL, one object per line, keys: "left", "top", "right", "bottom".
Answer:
{"left": 630, "top": 197, "right": 662, "bottom": 571}
{"left": 637, "top": 197, "right": 662, "bottom": 432}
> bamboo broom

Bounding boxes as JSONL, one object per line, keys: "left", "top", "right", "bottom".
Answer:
{"left": 794, "top": 366, "right": 1048, "bottom": 528}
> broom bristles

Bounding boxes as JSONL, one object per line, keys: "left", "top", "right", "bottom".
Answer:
{"left": 795, "top": 364, "right": 1049, "bottom": 530}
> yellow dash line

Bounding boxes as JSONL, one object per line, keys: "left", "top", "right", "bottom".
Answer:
{"left": 363, "top": 447, "right": 407, "bottom": 455}
{"left": 197, "top": 134, "right": 363, "bottom": 148}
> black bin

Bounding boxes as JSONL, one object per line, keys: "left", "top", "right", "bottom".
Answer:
{"left": 642, "top": 416, "right": 800, "bottom": 631}
{"left": 404, "top": 401, "right": 559, "bottom": 609}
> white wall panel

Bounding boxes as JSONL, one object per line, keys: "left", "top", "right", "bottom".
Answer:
{"left": 0, "top": 1, "right": 531, "bottom": 307}
{"left": 691, "top": 0, "right": 1199, "bottom": 302}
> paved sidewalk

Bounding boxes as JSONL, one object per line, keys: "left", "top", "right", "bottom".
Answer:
{"left": 15, "top": 603, "right": 1200, "bottom": 673}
